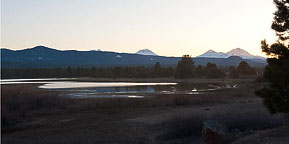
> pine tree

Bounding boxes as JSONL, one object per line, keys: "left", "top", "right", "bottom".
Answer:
{"left": 195, "top": 65, "right": 204, "bottom": 77}
{"left": 153, "top": 62, "right": 162, "bottom": 77}
{"left": 237, "top": 61, "right": 256, "bottom": 76}
{"left": 205, "top": 62, "right": 225, "bottom": 78}
{"left": 229, "top": 68, "right": 240, "bottom": 79}
{"left": 174, "top": 55, "right": 195, "bottom": 79}
{"left": 256, "top": 0, "right": 289, "bottom": 114}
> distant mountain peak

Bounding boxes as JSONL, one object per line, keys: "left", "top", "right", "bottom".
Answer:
{"left": 34, "top": 45, "right": 47, "bottom": 48}
{"left": 198, "top": 48, "right": 265, "bottom": 60}
{"left": 198, "top": 49, "right": 228, "bottom": 58}
{"left": 32, "top": 45, "right": 49, "bottom": 49}
{"left": 29, "top": 45, "right": 55, "bottom": 50}
{"left": 227, "top": 48, "right": 251, "bottom": 56}
{"left": 207, "top": 49, "right": 217, "bottom": 53}
{"left": 135, "top": 49, "right": 158, "bottom": 56}
{"left": 28, "top": 45, "right": 60, "bottom": 52}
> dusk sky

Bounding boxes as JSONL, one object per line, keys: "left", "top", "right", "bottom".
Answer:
{"left": 2, "top": 0, "right": 277, "bottom": 57}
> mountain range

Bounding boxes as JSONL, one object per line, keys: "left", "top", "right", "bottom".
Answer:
{"left": 1, "top": 46, "right": 266, "bottom": 68}
{"left": 198, "top": 48, "right": 265, "bottom": 60}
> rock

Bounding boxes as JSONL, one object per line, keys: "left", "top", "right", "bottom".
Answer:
{"left": 201, "top": 120, "right": 230, "bottom": 144}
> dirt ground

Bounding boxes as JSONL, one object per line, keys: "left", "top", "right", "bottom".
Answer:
{"left": 1, "top": 78, "right": 288, "bottom": 144}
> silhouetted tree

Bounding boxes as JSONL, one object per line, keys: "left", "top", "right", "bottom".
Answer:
{"left": 165, "top": 66, "right": 174, "bottom": 77}
{"left": 229, "top": 68, "right": 240, "bottom": 79}
{"left": 256, "top": 0, "right": 289, "bottom": 114}
{"left": 237, "top": 61, "right": 256, "bottom": 76}
{"left": 153, "top": 62, "right": 162, "bottom": 77}
{"left": 195, "top": 65, "right": 204, "bottom": 77}
{"left": 65, "top": 66, "right": 73, "bottom": 77}
{"left": 90, "top": 66, "right": 97, "bottom": 77}
{"left": 174, "top": 55, "right": 195, "bottom": 79}
{"left": 112, "top": 67, "right": 122, "bottom": 79}
{"left": 205, "top": 62, "right": 225, "bottom": 78}
{"left": 228, "top": 66, "right": 236, "bottom": 72}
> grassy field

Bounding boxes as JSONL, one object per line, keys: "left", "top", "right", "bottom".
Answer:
{"left": 1, "top": 78, "right": 288, "bottom": 144}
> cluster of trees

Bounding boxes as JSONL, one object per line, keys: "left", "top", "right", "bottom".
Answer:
{"left": 174, "top": 55, "right": 257, "bottom": 79}
{"left": 228, "top": 61, "right": 257, "bottom": 78}
{"left": 256, "top": 0, "right": 289, "bottom": 114}
{"left": 1, "top": 56, "right": 257, "bottom": 79}
{"left": 174, "top": 55, "right": 226, "bottom": 78}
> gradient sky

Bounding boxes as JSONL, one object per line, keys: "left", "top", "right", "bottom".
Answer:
{"left": 1, "top": 0, "right": 277, "bottom": 57}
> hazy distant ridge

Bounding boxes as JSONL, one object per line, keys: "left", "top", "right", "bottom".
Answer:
{"left": 1, "top": 46, "right": 266, "bottom": 68}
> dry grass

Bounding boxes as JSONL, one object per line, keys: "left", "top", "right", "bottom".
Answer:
{"left": 149, "top": 93, "right": 231, "bottom": 107}
{"left": 72, "top": 92, "right": 232, "bottom": 110}
{"left": 156, "top": 104, "right": 287, "bottom": 143}
{"left": 1, "top": 85, "right": 73, "bottom": 128}
{"left": 148, "top": 86, "right": 255, "bottom": 107}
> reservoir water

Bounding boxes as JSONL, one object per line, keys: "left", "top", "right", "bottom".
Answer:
{"left": 1, "top": 79, "right": 235, "bottom": 98}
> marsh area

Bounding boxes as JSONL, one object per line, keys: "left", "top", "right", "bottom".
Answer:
{"left": 1, "top": 78, "right": 288, "bottom": 144}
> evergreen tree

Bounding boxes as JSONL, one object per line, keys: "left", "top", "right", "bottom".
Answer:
{"left": 205, "top": 62, "right": 225, "bottom": 78}
{"left": 174, "top": 55, "right": 195, "bottom": 79}
{"left": 65, "top": 66, "right": 73, "bottom": 77}
{"left": 228, "top": 66, "right": 236, "bottom": 72}
{"left": 165, "top": 66, "right": 174, "bottom": 77}
{"left": 237, "top": 61, "right": 256, "bottom": 75}
{"left": 91, "top": 66, "right": 97, "bottom": 77}
{"left": 153, "top": 62, "right": 162, "bottom": 77}
{"left": 229, "top": 68, "right": 240, "bottom": 79}
{"left": 195, "top": 65, "right": 204, "bottom": 77}
{"left": 256, "top": 0, "right": 289, "bottom": 114}
{"left": 112, "top": 67, "right": 122, "bottom": 79}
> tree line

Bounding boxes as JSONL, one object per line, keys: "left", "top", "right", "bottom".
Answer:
{"left": 174, "top": 55, "right": 257, "bottom": 79}
{"left": 1, "top": 56, "right": 257, "bottom": 79}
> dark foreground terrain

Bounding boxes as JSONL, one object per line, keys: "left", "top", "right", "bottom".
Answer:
{"left": 1, "top": 78, "right": 289, "bottom": 144}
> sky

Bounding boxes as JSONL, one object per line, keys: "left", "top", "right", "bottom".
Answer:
{"left": 1, "top": 0, "right": 277, "bottom": 57}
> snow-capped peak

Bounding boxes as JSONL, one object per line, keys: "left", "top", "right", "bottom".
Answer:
{"left": 198, "top": 48, "right": 265, "bottom": 60}
{"left": 227, "top": 48, "right": 251, "bottom": 57}
{"left": 207, "top": 50, "right": 217, "bottom": 53}
{"left": 198, "top": 50, "right": 228, "bottom": 58}
{"left": 135, "top": 49, "right": 158, "bottom": 56}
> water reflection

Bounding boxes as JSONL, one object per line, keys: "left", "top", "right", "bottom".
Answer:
{"left": 60, "top": 83, "right": 223, "bottom": 98}
{"left": 1, "top": 78, "right": 75, "bottom": 82}
{"left": 66, "top": 94, "right": 145, "bottom": 99}
{"left": 0, "top": 79, "right": 237, "bottom": 99}
{"left": 39, "top": 82, "right": 177, "bottom": 89}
